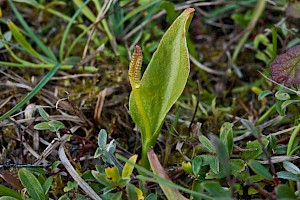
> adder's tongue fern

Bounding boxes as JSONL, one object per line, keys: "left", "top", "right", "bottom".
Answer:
{"left": 129, "top": 45, "right": 143, "bottom": 89}
{"left": 128, "top": 45, "right": 152, "bottom": 161}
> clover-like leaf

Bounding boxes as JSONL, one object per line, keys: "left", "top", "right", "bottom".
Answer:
{"left": 271, "top": 45, "right": 300, "bottom": 86}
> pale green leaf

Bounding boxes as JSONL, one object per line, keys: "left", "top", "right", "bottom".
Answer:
{"left": 220, "top": 122, "right": 233, "bottom": 156}
{"left": 283, "top": 161, "right": 300, "bottom": 174}
{"left": 38, "top": 107, "right": 49, "bottom": 121}
{"left": 48, "top": 120, "right": 65, "bottom": 132}
{"left": 111, "top": 191, "right": 122, "bottom": 200}
{"left": 122, "top": 154, "right": 138, "bottom": 179}
{"left": 191, "top": 156, "right": 203, "bottom": 175}
{"left": 281, "top": 100, "right": 300, "bottom": 110}
{"left": 258, "top": 90, "right": 272, "bottom": 100}
{"left": 275, "top": 91, "right": 290, "bottom": 100}
{"left": 199, "top": 135, "right": 215, "bottom": 153}
{"left": 98, "top": 129, "right": 107, "bottom": 148}
{"left": 34, "top": 122, "right": 50, "bottom": 130}
{"left": 277, "top": 171, "right": 300, "bottom": 181}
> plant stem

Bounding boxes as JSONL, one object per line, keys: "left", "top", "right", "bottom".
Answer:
{"left": 132, "top": 88, "right": 152, "bottom": 167}
{"left": 142, "top": 144, "right": 151, "bottom": 170}
{"left": 287, "top": 123, "right": 300, "bottom": 156}
{"left": 286, "top": 124, "right": 300, "bottom": 191}
{"left": 128, "top": 46, "right": 152, "bottom": 168}
{"left": 0, "top": 61, "right": 98, "bottom": 72}
{"left": 256, "top": 104, "right": 276, "bottom": 125}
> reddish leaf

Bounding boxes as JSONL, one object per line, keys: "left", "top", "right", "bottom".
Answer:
{"left": 271, "top": 45, "right": 300, "bottom": 86}
{"left": 148, "top": 149, "right": 188, "bottom": 200}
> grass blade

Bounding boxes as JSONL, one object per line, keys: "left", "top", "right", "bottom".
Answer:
{"left": 7, "top": 20, "right": 50, "bottom": 64}
{"left": 7, "top": 0, "right": 57, "bottom": 62}
{"left": 73, "top": 0, "right": 96, "bottom": 22}
{"left": 287, "top": 123, "right": 300, "bottom": 156}
{"left": 0, "top": 61, "right": 97, "bottom": 71}
{"left": 59, "top": 0, "right": 91, "bottom": 61}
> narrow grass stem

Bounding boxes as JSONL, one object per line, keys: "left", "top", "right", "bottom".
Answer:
{"left": 232, "top": 0, "right": 266, "bottom": 64}
{"left": 286, "top": 124, "right": 300, "bottom": 192}
{"left": 256, "top": 104, "right": 276, "bottom": 125}
{"left": 287, "top": 123, "right": 300, "bottom": 156}
{"left": 59, "top": 0, "right": 91, "bottom": 61}
{"left": 8, "top": 0, "right": 57, "bottom": 62}
{"left": 0, "top": 61, "right": 98, "bottom": 72}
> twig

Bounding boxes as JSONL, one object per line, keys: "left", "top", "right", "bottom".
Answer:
{"left": 259, "top": 155, "right": 299, "bottom": 164}
{"left": 246, "top": 180, "right": 276, "bottom": 199}
{"left": 35, "top": 134, "right": 69, "bottom": 164}
{"left": 256, "top": 132, "right": 279, "bottom": 183}
{"left": 189, "top": 54, "right": 227, "bottom": 75}
{"left": 270, "top": 126, "right": 296, "bottom": 136}
{"left": 59, "top": 141, "right": 101, "bottom": 200}
{"left": 73, "top": 44, "right": 105, "bottom": 71}
{"left": 82, "top": 0, "right": 114, "bottom": 59}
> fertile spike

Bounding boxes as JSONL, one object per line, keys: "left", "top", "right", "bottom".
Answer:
{"left": 129, "top": 45, "right": 143, "bottom": 88}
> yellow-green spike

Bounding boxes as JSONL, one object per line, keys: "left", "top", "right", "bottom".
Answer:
{"left": 129, "top": 45, "right": 143, "bottom": 88}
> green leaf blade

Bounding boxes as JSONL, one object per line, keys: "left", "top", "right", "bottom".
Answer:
{"left": 122, "top": 154, "right": 138, "bottom": 179}
{"left": 18, "top": 168, "right": 45, "bottom": 200}
{"left": 275, "top": 184, "right": 296, "bottom": 199}
{"left": 0, "top": 185, "right": 22, "bottom": 200}
{"left": 247, "top": 160, "right": 273, "bottom": 181}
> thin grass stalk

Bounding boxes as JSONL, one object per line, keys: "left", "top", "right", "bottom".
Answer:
{"left": 8, "top": 0, "right": 57, "bottom": 62}
{"left": 59, "top": 0, "right": 91, "bottom": 61}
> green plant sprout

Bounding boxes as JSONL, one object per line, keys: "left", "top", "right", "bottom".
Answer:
{"left": 128, "top": 8, "right": 194, "bottom": 168}
{"left": 34, "top": 107, "right": 65, "bottom": 136}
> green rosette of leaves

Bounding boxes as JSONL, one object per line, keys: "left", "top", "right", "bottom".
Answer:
{"left": 128, "top": 8, "right": 194, "bottom": 167}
